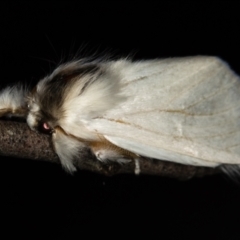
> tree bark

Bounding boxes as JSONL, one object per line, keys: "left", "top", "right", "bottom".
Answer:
{"left": 0, "top": 120, "right": 220, "bottom": 180}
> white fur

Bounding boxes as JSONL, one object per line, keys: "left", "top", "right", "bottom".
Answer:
{"left": 52, "top": 128, "right": 85, "bottom": 172}
{"left": 59, "top": 69, "right": 125, "bottom": 141}
{"left": 0, "top": 85, "right": 27, "bottom": 116}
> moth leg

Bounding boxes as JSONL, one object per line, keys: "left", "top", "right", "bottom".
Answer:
{"left": 134, "top": 158, "right": 141, "bottom": 175}
{"left": 90, "top": 140, "right": 141, "bottom": 174}
{"left": 52, "top": 126, "right": 87, "bottom": 173}
{"left": 93, "top": 147, "right": 132, "bottom": 164}
{"left": 0, "top": 85, "right": 28, "bottom": 118}
{"left": 89, "top": 141, "right": 131, "bottom": 163}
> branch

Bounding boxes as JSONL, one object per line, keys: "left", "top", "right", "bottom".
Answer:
{"left": 0, "top": 120, "right": 220, "bottom": 179}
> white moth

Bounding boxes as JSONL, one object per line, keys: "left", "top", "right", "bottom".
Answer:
{"left": 0, "top": 56, "right": 240, "bottom": 175}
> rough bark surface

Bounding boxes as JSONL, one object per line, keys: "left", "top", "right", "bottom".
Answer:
{"left": 0, "top": 120, "right": 220, "bottom": 179}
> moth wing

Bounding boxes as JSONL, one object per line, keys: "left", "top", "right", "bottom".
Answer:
{"left": 87, "top": 56, "right": 240, "bottom": 167}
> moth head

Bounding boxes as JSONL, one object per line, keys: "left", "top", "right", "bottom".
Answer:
{"left": 26, "top": 60, "right": 100, "bottom": 134}
{"left": 26, "top": 95, "right": 55, "bottom": 134}
{"left": 26, "top": 59, "right": 124, "bottom": 135}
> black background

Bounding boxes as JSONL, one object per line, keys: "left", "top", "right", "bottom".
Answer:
{"left": 1, "top": 2, "right": 240, "bottom": 239}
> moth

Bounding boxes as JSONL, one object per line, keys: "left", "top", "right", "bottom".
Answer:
{"left": 0, "top": 56, "right": 240, "bottom": 175}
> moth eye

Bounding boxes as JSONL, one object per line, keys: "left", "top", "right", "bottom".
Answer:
{"left": 38, "top": 122, "right": 52, "bottom": 134}
{"left": 43, "top": 122, "right": 50, "bottom": 130}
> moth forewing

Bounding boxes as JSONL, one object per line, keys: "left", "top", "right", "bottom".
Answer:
{"left": 86, "top": 56, "right": 240, "bottom": 170}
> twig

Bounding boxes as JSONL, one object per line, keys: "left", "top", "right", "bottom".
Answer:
{"left": 0, "top": 120, "right": 220, "bottom": 179}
